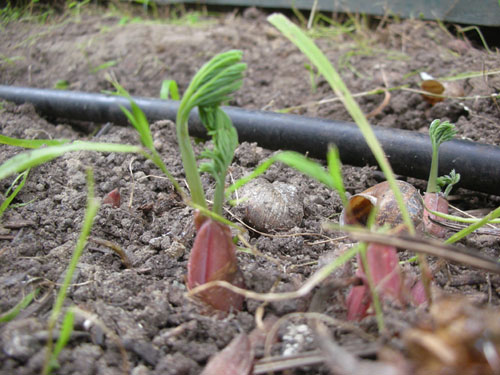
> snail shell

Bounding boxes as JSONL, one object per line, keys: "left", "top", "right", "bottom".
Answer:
{"left": 340, "top": 180, "right": 423, "bottom": 228}
{"left": 239, "top": 178, "right": 304, "bottom": 232}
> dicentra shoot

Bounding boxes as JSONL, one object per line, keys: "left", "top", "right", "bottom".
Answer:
{"left": 175, "top": 50, "right": 247, "bottom": 312}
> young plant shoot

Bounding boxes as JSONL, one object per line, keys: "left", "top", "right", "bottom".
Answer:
{"left": 424, "top": 119, "right": 457, "bottom": 237}
{"left": 176, "top": 50, "right": 246, "bottom": 312}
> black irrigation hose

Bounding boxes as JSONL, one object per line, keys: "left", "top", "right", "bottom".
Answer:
{"left": 1, "top": 85, "right": 499, "bottom": 196}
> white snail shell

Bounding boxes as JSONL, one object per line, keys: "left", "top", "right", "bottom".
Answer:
{"left": 239, "top": 178, "right": 304, "bottom": 232}
{"left": 340, "top": 180, "right": 423, "bottom": 228}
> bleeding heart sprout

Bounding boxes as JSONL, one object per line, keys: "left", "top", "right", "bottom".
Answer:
{"left": 175, "top": 50, "right": 247, "bottom": 312}
{"left": 424, "top": 119, "right": 457, "bottom": 237}
{"left": 426, "top": 119, "right": 457, "bottom": 195}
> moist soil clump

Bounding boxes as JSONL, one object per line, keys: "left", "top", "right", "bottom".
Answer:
{"left": 1, "top": 5, "right": 500, "bottom": 375}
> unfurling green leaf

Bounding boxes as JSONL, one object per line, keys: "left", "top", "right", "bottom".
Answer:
{"left": 199, "top": 108, "right": 238, "bottom": 215}
{"left": 427, "top": 119, "right": 456, "bottom": 193}
{"left": 176, "top": 50, "right": 246, "bottom": 209}
{"left": 437, "top": 169, "right": 461, "bottom": 197}
{"left": 429, "top": 119, "right": 457, "bottom": 149}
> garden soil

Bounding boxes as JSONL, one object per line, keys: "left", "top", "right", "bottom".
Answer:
{"left": 1, "top": 5, "right": 500, "bottom": 375}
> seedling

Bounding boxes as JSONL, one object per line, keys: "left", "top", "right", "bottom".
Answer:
{"left": 267, "top": 13, "right": 431, "bottom": 329}
{"left": 160, "top": 79, "right": 179, "bottom": 100}
{"left": 0, "top": 288, "right": 39, "bottom": 323}
{"left": 424, "top": 119, "right": 457, "bottom": 237}
{"left": 426, "top": 119, "right": 457, "bottom": 194}
{"left": 437, "top": 169, "right": 460, "bottom": 198}
{"left": 0, "top": 51, "right": 246, "bottom": 313}
{"left": 174, "top": 51, "right": 247, "bottom": 311}
{"left": 42, "top": 170, "right": 99, "bottom": 375}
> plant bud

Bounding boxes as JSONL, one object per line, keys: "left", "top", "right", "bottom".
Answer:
{"left": 346, "top": 243, "right": 402, "bottom": 321}
{"left": 102, "top": 188, "right": 120, "bottom": 208}
{"left": 187, "top": 215, "right": 244, "bottom": 312}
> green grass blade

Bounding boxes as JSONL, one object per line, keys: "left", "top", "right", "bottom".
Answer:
{"left": 226, "top": 150, "right": 342, "bottom": 199}
{"left": 50, "top": 309, "right": 74, "bottom": 369}
{"left": 225, "top": 158, "right": 275, "bottom": 196}
{"left": 43, "top": 169, "right": 99, "bottom": 375}
{"left": 0, "top": 169, "right": 29, "bottom": 220}
{"left": 109, "top": 80, "right": 155, "bottom": 150}
{"left": 0, "top": 288, "right": 39, "bottom": 323}
{"left": 122, "top": 100, "right": 155, "bottom": 150}
{"left": 445, "top": 206, "right": 500, "bottom": 244}
{"left": 326, "top": 145, "right": 348, "bottom": 206}
{"left": 90, "top": 60, "right": 117, "bottom": 74}
{"left": 267, "top": 13, "right": 415, "bottom": 233}
{"left": 275, "top": 151, "right": 336, "bottom": 188}
{"left": 160, "top": 79, "right": 180, "bottom": 100}
{"left": 425, "top": 209, "right": 500, "bottom": 224}
{"left": 0, "top": 135, "right": 70, "bottom": 148}
{"left": 0, "top": 141, "right": 142, "bottom": 181}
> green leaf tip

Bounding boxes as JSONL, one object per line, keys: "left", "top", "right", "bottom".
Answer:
{"left": 437, "top": 169, "right": 461, "bottom": 197}
{"left": 429, "top": 119, "right": 457, "bottom": 148}
{"left": 176, "top": 50, "right": 246, "bottom": 211}
{"left": 178, "top": 50, "right": 246, "bottom": 123}
{"left": 427, "top": 119, "right": 457, "bottom": 193}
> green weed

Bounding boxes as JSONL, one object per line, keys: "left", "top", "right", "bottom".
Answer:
{"left": 90, "top": 60, "right": 117, "bottom": 74}
{"left": 42, "top": 170, "right": 99, "bottom": 375}
{"left": 0, "top": 169, "right": 29, "bottom": 221}
{"left": 53, "top": 79, "right": 70, "bottom": 90}
{"left": 0, "top": 288, "right": 39, "bottom": 323}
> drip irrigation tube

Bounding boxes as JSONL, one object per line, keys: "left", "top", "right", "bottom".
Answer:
{"left": 0, "top": 85, "right": 499, "bottom": 196}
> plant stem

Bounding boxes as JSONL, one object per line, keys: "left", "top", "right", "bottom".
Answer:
{"left": 212, "top": 176, "right": 225, "bottom": 216}
{"left": 359, "top": 243, "right": 385, "bottom": 332}
{"left": 427, "top": 146, "right": 440, "bottom": 193}
{"left": 43, "top": 170, "right": 99, "bottom": 375}
{"left": 175, "top": 106, "right": 207, "bottom": 210}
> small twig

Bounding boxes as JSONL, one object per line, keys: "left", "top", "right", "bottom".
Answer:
{"left": 345, "top": 226, "right": 500, "bottom": 274}
{"left": 71, "top": 306, "right": 130, "bottom": 375}
{"left": 307, "top": 0, "right": 318, "bottom": 29}
{"left": 2, "top": 220, "right": 36, "bottom": 229}
{"left": 89, "top": 237, "right": 132, "bottom": 268}
{"left": 188, "top": 244, "right": 360, "bottom": 302}
{"left": 313, "top": 321, "right": 398, "bottom": 375}
{"left": 449, "top": 203, "right": 498, "bottom": 230}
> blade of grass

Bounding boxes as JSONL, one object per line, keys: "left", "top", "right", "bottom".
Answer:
{"left": 0, "top": 169, "right": 29, "bottom": 221}
{"left": 160, "top": 79, "right": 180, "bottom": 100}
{"left": 326, "top": 145, "right": 348, "bottom": 206}
{"left": 0, "top": 288, "right": 39, "bottom": 323}
{"left": 445, "top": 206, "right": 500, "bottom": 245}
{"left": 226, "top": 150, "right": 341, "bottom": 198}
{"left": 90, "top": 60, "right": 117, "bottom": 74}
{"left": 267, "top": 14, "right": 414, "bottom": 234}
{"left": 426, "top": 209, "right": 500, "bottom": 224}
{"left": 0, "top": 141, "right": 142, "bottom": 181}
{"left": 268, "top": 13, "right": 432, "bottom": 303}
{"left": 109, "top": 80, "right": 184, "bottom": 195}
{"left": 49, "top": 309, "right": 74, "bottom": 370}
{"left": 0, "top": 135, "right": 70, "bottom": 148}
{"left": 42, "top": 169, "right": 99, "bottom": 375}
{"left": 109, "top": 80, "right": 154, "bottom": 150}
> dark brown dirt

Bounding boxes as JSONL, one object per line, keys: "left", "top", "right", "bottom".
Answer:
{"left": 1, "top": 4, "right": 500, "bottom": 375}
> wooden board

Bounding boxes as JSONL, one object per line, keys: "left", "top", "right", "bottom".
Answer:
{"left": 154, "top": 0, "right": 500, "bottom": 26}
